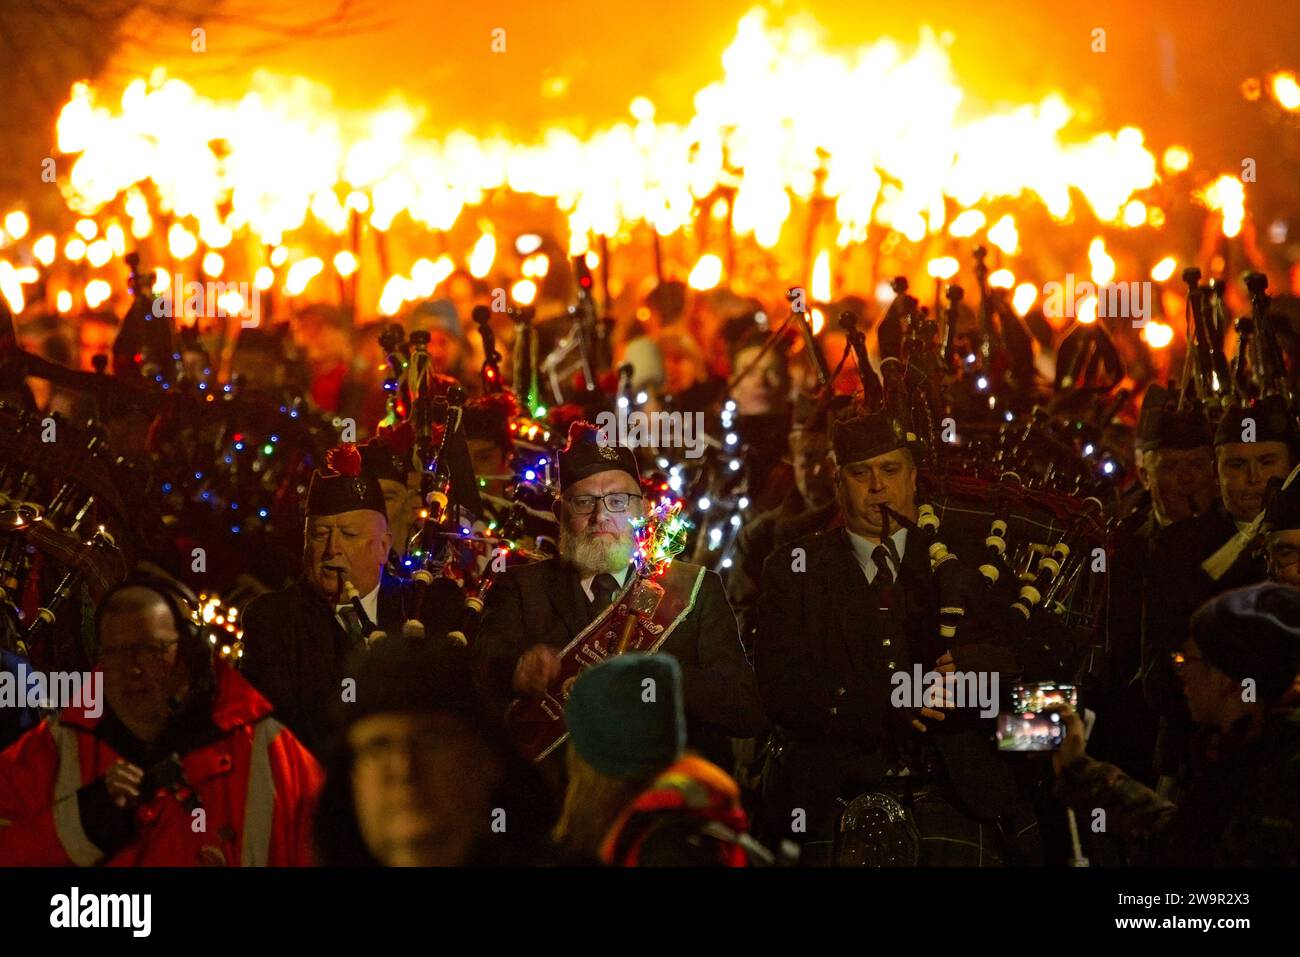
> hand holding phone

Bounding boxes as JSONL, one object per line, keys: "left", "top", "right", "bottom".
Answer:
{"left": 995, "top": 682, "right": 1079, "bottom": 752}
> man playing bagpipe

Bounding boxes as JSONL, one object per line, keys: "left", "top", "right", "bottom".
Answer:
{"left": 239, "top": 445, "right": 462, "bottom": 757}
{"left": 754, "top": 411, "right": 1039, "bottom": 864}
{"left": 475, "top": 422, "right": 764, "bottom": 775}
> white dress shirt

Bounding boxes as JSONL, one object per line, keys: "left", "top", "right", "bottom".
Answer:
{"left": 847, "top": 527, "right": 909, "bottom": 584}
{"left": 579, "top": 564, "right": 632, "bottom": 602}
{"left": 335, "top": 582, "right": 380, "bottom": 635}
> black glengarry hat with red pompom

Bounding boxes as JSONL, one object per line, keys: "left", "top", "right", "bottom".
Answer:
{"left": 308, "top": 444, "right": 388, "bottom": 518}
{"left": 362, "top": 421, "right": 417, "bottom": 485}
{"left": 558, "top": 420, "right": 640, "bottom": 491}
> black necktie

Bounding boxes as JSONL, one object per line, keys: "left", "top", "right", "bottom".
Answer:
{"left": 337, "top": 604, "right": 366, "bottom": 648}
{"left": 871, "top": 544, "right": 894, "bottom": 588}
{"left": 589, "top": 573, "right": 620, "bottom": 619}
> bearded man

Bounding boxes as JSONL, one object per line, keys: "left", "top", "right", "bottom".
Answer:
{"left": 475, "top": 422, "right": 764, "bottom": 771}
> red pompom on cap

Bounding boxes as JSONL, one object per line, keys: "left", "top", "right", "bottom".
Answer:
{"left": 325, "top": 443, "right": 363, "bottom": 477}
{"left": 375, "top": 419, "right": 416, "bottom": 457}
{"left": 564, "top": 419, "right": 600, "bottom": 451}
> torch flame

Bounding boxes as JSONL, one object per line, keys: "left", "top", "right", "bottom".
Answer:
{"left": 468, "top": 232, "right": 496, "bottom": 279}
{"left": 1088, "top": 237, "right": 1115, "bottom": 286}
{"left": 688, "top": 254, "right": 723, "bottom": 291}
{"left": 927, "top": 256, "right": 959, "bottom": 280}
{"left": 987, "top": 214, "right": 1019, "bottom": 255}
{"left": 1196, "top": 174, "right": 1246, "bottom": 238}
{"left": 811, "top": 249, "right": 831, "bottom": 302}
{"left": 1142, "top": 321, "right": 1174, "bottom": 349}
{"left": 1011, "top": 282, "right": 1037, "bottom": 316}
{"left": 35, "top": 8, "right": 1188, "bottom": 318}
{"left": 3, "top": 211, "right": 30, "bottom": 241}
{"left": 1270, "top": 72, "right": 1300, "bottom": 112}
{"left": 1151, "top": 256, "right": 1177, "bottom": 282}
{"left": 1077, "top": 294, "right": 1098, "bottom": 325}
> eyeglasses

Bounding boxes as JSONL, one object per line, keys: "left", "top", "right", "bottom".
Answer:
{"left": 99, "top": 640, "right": 179, "bottom": 666}
{"left": 565, "top": 492, "right": 642, "bottom": 514}
{"left": 1169, "top": 651, "right": 1204, "bottom": 675}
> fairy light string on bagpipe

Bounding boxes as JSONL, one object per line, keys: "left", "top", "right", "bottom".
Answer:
{"left": 631, "top": 498, "right": 692, "bottom": 581}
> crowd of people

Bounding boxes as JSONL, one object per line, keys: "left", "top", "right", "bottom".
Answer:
{"left": 1, "top": 254, "right": 1299, "bottom": 869}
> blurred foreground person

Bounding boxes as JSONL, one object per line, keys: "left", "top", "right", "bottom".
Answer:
{"left": 0, "top": 578, "right": 322, "bottom": 866}
{"left": 1055, "top": 583, "right": 1300, "bottom": 866}
{"left": 314, "top": 639, "right": 556, "bottom": 866}
{"left": 553, "top": 655, "right": 765, "bottom": 866}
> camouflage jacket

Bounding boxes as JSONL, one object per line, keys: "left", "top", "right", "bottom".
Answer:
{"left": 1057, "top": 709, "right": 1300, "bottom": 866}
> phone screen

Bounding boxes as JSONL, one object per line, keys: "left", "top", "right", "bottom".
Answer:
{"left": 995, "top": 682, "right": 1079, "bottom": 752}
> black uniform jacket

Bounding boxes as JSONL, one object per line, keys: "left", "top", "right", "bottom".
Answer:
{"left": 754, "top": 526, "right": 936, "bottom": 832}
{"left": 475, "top": 557, "right": 765, "bottom": 764}
{"left": 1142, "top": 502, "right": 1267, "bottom": 717}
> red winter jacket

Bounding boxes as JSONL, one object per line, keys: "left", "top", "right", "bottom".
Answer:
{"left": 0, "top": 662, "right": 323, "bottom": 866}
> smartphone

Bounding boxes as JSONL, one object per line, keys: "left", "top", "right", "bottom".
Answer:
{"left": 995, "top": 682, "right": 1079, "bottom": 752}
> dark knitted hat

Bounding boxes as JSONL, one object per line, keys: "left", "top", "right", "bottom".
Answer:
{"left": 1136, "top": 386, "right": 1212, "bottom": 452}
{"left": 564, "top": 654, "right": 686, "bottom": 779}
{"left": 1214, "top": 396, "right": 1299, "bottom": 449}
{"left": 338, "top": 639, "right": 484, "bottom": 730}
{"left": 831, "top": 413, "right": 916, "bottom": 466}
{"left": 1189, "top": 583, "right": 1300, "bottom": 702}
{"left": 307, "top": 445, "right": 388, "bottom": 518}
{"left": 558, "top": 420, "right": 639, "bottom": 490}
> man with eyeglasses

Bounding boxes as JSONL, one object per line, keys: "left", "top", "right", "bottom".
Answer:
{"left": 1259, "top": 472, "right": 1300, "bottom": 589}
{"left": 1051, "top": 582, "right": 1300, "bottom": 866}
{"left": 476, "top": 421, "right": 763, "bottom": 775}
{"left": 0, "top": 578, "right": 322, "bottom": 865}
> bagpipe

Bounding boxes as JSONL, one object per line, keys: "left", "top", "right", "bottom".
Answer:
{"left": 0, "top": 404, "right": 133, "bottom": 660}
{"left": 505, "top": 499, "right": 696, "bottom": 762}
{"left": 376, "top": 314, "right": 557, "bottom": 643}
{"left": 821, "top": 248, "right": 1122, "bottom": 677}
{"left": 0, "top": 251, "right": 335, "bottom": 662}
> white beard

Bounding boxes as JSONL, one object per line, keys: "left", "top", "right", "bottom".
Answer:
{"left": 560, "top": 526, "right": 636, "bottom": 575}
